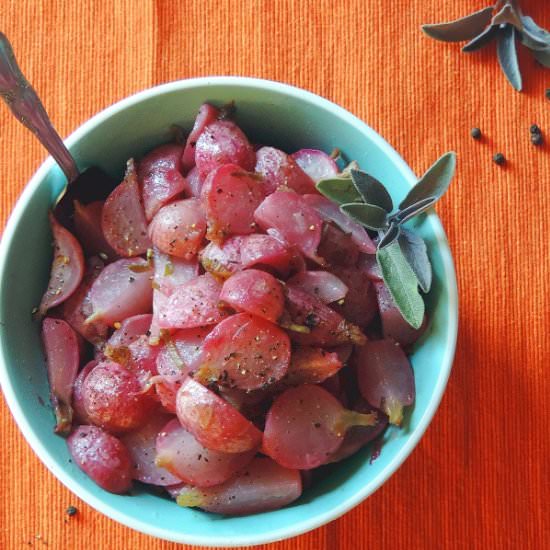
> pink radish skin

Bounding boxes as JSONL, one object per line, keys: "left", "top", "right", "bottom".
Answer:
{"left": 195, "top": 120, "right": 256, "bottom": 179}
{"left": 181, "top": 103, "right": 220, "bottom": 172}
{"left": 157, "top": 273, "right": 228, "bottom": 330}
{"left": 254, "top": 189, "right": 324, "bottom": 264}
{"left": 287, "top": 271, "right": 348, "bottom": 304}
{"left": 176, "top": 378, "right": 263, "bottom": 453}
{"left": 82, "top": 361, "right": 157, "bottom": 433}
{"left": 148, "top": 199, "right": 206, "bottom": 259}
{"left": 239, "top": 233, "right": 293, "bottom": 275}
{"left": 201, "top": 164, "right": 267, "bottom": 243}
{"left": 138, "top": 143, "right": 188, "bottom": 221}
{"left": 317, "top": 223, "right": 360, "bottom": 267}
{"left": 174, "top": 457, "right": 302, "bottom": 515}
{"left": 354, "top": 339, "right": 415, "bottom": 426}
{"left": 303, "top": 194, "right": 376, "bottom": 254}
{"left": 87, "top": 258, "right": 153, "bottom": 326}
{"left": 120, "top": 414, "right": 180, "bottom": 486}
{"left": 193, "top": 312, "right": 291, "bottom": 391}
{"left": 199, "top": 237, "right": 244, "bottom": 279}
{"left": 220, "top": 269, "right": 284, "bottom": 323}
{"left": 102, "top": 160, "right": 152, "bottom": 257}
{"left": 39, "top": 213, "right": 85, "bottom": 316}
{"left": 41, "top": 318, "right": 81, "bottom": 434}
{"left": 291, "top": 149, "right": 339, "bottom": 182}
{"left": 284, "top": 285, "right": 366, "bottom": 347}
{"left": 284, "top": 346, "right": 342, "bottom": 386}
{"left": 153, "top": 248, "right": 199, "bottom": 295}
{"left": 72, "top": 360, "right": 98, "bottom": 424}
{"left": 156, "top": 419, "right": 255, "bottom": 487}
{"left": 255, "top": 146, "right": 315, "bottom": 194}
{"left": 375, "top": 282, "right": 427, "bottom": 347}
{"left": 58, "top": 256, "right": 109, "bottom": 345}
{"left": 68, "top": 425, "right": 133, "bottom": 494}
{"left": 108, "top": 314, "right": 153, "bottom": 348}
{"left": 186, "top": 166, "right": 203, "bottom": 197}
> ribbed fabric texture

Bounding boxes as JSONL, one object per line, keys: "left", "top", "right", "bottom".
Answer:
{"left": 0, "top": 1, "right": 547, "bottom": 548}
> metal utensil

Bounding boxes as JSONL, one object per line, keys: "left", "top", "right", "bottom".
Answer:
{"left": 0, "top": 32, "right": 114, "bottom": 227}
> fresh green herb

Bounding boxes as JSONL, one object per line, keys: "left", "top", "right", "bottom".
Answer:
{"left": 471, "top": 127, "right": 482, "bottom": 139}
{"left": 316, "top": 152, "right": 456, "bottom": 329}
{"left": 422, "top": 1, "right": 550, "bottom": 92}
{"left": 493, "top": 152, "right": 506, "bottom": 165}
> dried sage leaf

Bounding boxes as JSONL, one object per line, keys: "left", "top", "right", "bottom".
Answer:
{"left": 463, "top": 24, "right": 498, "bottom": 52}
{"left": 316, "top": 176, "right": 361, "bottom": 205}
{"left": 399, "top": 229, "right": 432, "bottom": 293}
{"left": 340, "top": 202, "right": 388, "bottom": 231}
{"left": 350, "top": 169, "right": 393, "bottom": 212}
{"left": 520, "top": 16, "right": 550, "bottom": 50}
{"left": 497, "top": 25, "right": 522, "bottom": 91}
{"left": 491, "top": 4, "right": 523, "bottom": 30}
{"left": 421, "top": 7, "right": 494, "bottom": 43}
{"left": 396, "top": 196, "right": 436, "bottom": 224}
{"left": 399, "top": 152, "right": 456, "bottom": 211}
{"left": 533, "top": 47, "right": 550, "bottom": 68}
{"left": 376, "top": 241, "right": 425, "bottom": 329}
{"left": 378, "top": 222, "right": 401, "bottom": 249}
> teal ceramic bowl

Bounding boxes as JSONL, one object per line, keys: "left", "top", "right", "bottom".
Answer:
{"left": 0, "top": 77, "right": 458, "bottom": 546}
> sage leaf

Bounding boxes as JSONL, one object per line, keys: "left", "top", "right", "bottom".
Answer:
{"left": 497, "top": 26, "right": 522, "bottom": 91}
{"left": 520, "top": 16, "right": 550, "bottom": 51}
{"left": 399, "top": 152, "right": 456, "bottom": 211}
{"left": 421, "top": 7, "right": 493, "bottom": 43}
{"left": 533, "top": 47, "right": 550, "bottom": 68}
{"left": 376, "top": 241, "right": 425, "bottom": 329}
{"left": 341, "top": 160, "right": 360, "bottom": 177}
{"left": 316, "top": 176, "right": 361, "bottom": 205}
{"left": 350, "top": 169, "right": 393, "bottom": 212}
{"left": 396, "top": 196, "right": 436, "bottom": 224}
{"left": 399, "top": 229, "right": 432, "bottom": 293}
{"left": 378, "top": 222, "right": 401, "bottom": 249}
{"left": 491, "top": 4, "right": 523, "bottom": 30}
{"left": 463, "top": 24, "right": 498, "bottom": 52}
{"left": 340, "top": 202, "right": 388, "bottom": 231}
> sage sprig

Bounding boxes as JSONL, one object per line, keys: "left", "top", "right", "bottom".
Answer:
{"left": 316, "top": 152, "right": 456, "bottom": 329}
{"left": 422, "top": 1, "right": 550, "bottom": 92}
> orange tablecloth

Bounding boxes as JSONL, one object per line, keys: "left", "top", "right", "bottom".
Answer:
{"left": 0, "top": 1, "right": 547, "bottom": 548}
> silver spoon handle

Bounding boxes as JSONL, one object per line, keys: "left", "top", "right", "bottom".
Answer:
{"left": 0, "top": 32, "right": 79, "bottom": 182}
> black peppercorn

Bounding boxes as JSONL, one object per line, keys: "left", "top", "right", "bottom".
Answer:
{"left": 66, "top": 506, "right": 78, "bottom": 517}
{"left": 493, "top": 153, "right": 506, "bottom": 165}
{"left": 531, "top": 133, "right": 543, "bottom": 146}
{"left": 470, "top": 127, "right": 482, "bottom": 139}
{"left": 530, "top": 124, "right": 541, "bottom": 135}
{"left": 545, "top": 88, "right": 550, "bottom": 100}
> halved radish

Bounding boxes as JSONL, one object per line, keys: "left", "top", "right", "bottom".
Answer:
{"left": 87, "top": 258, "right": 153, "bottom": 326}
{"left": 139, "top": 143, "right": 188, "bottom": 220}
{"left": 148, "top": 198, "right": 206, "bottom": 259}
{"left": 72, "top": 360, "right": 98, "bottom": 424}
{"left": 284, "top": 346, "right": 342, "bottom": 386}
{"left": 201, "top": 164, "right": 266, "bottom": 242}
{"left": 181, "top": 103, "right": 220, "bottom": 172}
{"left": 157, "top": 273, "right": 227, "bottom": 329}
{"left": 291, "top": 149, "right": 338, "bottom": 182}
{"left": 39, "top": 213, "right": 85, "bottom": 316}
{"left": 195, "top": 120, "right": 255, "bottom": 179}
{"left": 73, "top": 200, "right": 117, "bottom": 261}
{"left": 153, "top": 248, "right": 199, "bottom": 295}
{"left": 42, "top": 317, "right": 80, "bottom": 434}
{"left": 287, "top": 271, "right": 348, "bottom": 304}
{"left": 254, "top": 189, "right": 324, "bottom": 264}
{"left": 102, "top": 159, "right": 152, "bottom": 257}
{"left": 176, "top": 378, "right": 263, "bottom": 453}
{"left": 155, "top": 419, "right": 255, "bottom": 487}
{"left": 199, "top": 237, "right": 244, "bottom": 279}
{"left": 239, "top": 233, "right": 293, "bottom": 275}
{"left": 193, "top": 313, "right": 291, "bottom": 391}
{"left": 174, "top": 457, "right": 302, "bottom": 515}
{"left": 255, "top": 146, "right": 315, "bottom": 194}
{"left": 120, "top": 414, "right": 181, "bottom": 486}
{"left": 220, "top": 269, "right": 284, "bottom": 323}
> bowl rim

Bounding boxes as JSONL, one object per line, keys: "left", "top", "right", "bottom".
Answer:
{"left": 0, "top": 76, "right": 458, "bottom": 546}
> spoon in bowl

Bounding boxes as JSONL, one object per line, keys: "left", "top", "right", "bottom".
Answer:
{"left": 0, "top": 32, "right": 115, "bottom": 228}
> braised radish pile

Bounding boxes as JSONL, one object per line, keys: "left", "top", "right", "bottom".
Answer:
{"left": 39, "top": 103, "right": 423, "bottom": 515}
